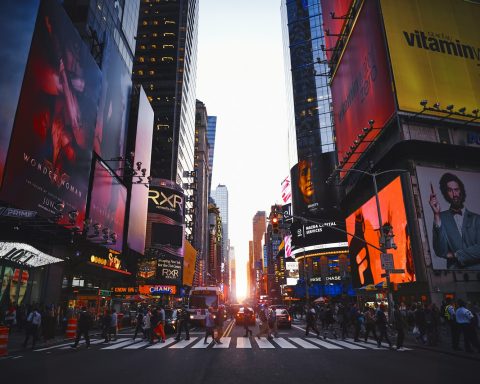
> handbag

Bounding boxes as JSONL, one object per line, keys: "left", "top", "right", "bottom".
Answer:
{"left": 412, "top": 326, "right": 420, "bottom": 336}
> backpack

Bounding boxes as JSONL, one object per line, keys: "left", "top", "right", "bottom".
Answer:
{"left": 259, "top": 308, "right": 268, "bottom": 322}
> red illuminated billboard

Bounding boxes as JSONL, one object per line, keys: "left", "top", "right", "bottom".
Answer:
{"left": 346, "top": 177, "right": 415, "bottom": 288}
{"left": 320, "top": 0, "right": 353, "bottom": 61}
{"left": 87, "top": 160, "right": 127, "bottom": 252}
{"left": 1, "top": 0, "right": 101, "bottom": 229}
{"left": 126, "top": 87, "right": 154, "bottom": 254}
{"left": 331, "top": 0, "right": 395, "bottom": 171}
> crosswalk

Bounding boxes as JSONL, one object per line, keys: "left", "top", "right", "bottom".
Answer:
{"left": 34, "top": 336, "right": 413, "bottom": 352}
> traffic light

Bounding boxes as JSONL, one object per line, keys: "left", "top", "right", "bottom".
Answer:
{"left": 272, "top": 215, "right": 279, "bottom": 233}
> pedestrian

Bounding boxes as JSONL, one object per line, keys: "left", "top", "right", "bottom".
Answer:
{"left": 71, "top": 306, "right": 92, "bottom": 349}
{"left": 305, "top": 305, "right": 320, "bottom": 338}
{"left": 414, "top": 303, "right": 427, "bottom": 344}
{"left": 444, "top": 298, "right": 460, "bottom": 350}
{"left": 351, "top": 303, "right": 363, "bottom": 342}
{"left": 23, "top": 307, "right": 41, "bottom": 349}
{"left": 268, "top": 307, "right": 278, "bottom": 338}
{"left": 175, "top": 305, "right": 190, "bottom": 341}
{"left": 323, "top": 304, "right": 338, "bottom": 339}
{"left": 143, "top": 309, "right": 152, "bottom": 342}
{"left": 375, "top": 304, "right": 392, "bottom": 348}
{"left": 155, "top": 305, "right": 166, "bottom": 343}
{"left": 393, "top": 303, "right": 407, "bottom": 351}
{"left": 214, "top": 305, "right": 225, "bottom": 343}
{"left": 102, "top": 309, "right": 112, "bottom": 342}
{"left": 133, "top": 310, "right": 145, "bottom": 340}
{"left": 204, "top": 307, "right": 216, "bottom": 344}
{"left": 337, "top": 303, "right": 348, "bottom": 340}
{"left": 364, "top": 306, "right": 378, "bottom": 343}
{"left": 243, "top": 307, "right": 253, "bottom": 337}
{"left": 455, "top": 299, "right": 480, "bottom": 353}
{"left": 109, "top": 309, "right": 118, "bottom": 341}
{"left": 256, "top": 305, "right": 272, "bottom": 340}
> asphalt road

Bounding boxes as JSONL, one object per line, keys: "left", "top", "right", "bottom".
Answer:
{"left": 1, "top": 319, "right": 477, "bottom": 384}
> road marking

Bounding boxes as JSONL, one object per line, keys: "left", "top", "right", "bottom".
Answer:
{"left": 236, "top": 337, "right": 252, "bottom": 348}
{"left": 289, "top": 338, "right": 319, "bottom": 349}
{"left": 213, "top": 337, "right": 231, "bottom": 349}
{"left": 345, "top": 338, "right": 386, "bottom": 349}
{"left": 101, "top": 339, "right": 140, "bottom": 349}
{"left": 146, "top": 338, "right": 176, "bottom": 349}
{"left": 322, "top": 339, "right": 365, "bottom": 349}
{"left": 170, "top": 337, "right": 198, "bottom": 349}
{"left": 124, "top": 341, "right": 151, "bottom": 349}
{"left": 305, "top": 338, "right": 342, "bottom": 349}
{"left": 191, "top": 339, "right": 212, "bottom": 349}
{"left": 272, "top": 337, "right": 297, "bottom": 349}
{"left": 255, "top": 337, "right": 275, "bottom": 349}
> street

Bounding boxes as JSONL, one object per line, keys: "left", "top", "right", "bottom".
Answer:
{"left": 1, "top": 318, "right": 477, "bottom": 384}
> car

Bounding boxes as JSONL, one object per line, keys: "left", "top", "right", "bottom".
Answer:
{"left": 235, "top": 307, "right": 256, "bottom": 326}
{"left": 275, "top": 308, "right": 292, "bottom": 329}
{"left": 269, "top": 305, "right": 288, "bottom": 311}
{"left": 228, "top": 303, "right": 243, "bottom": 318}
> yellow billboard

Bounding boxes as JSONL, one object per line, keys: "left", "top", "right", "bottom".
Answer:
{"left": 183, "top": 240, "right": 197, "bottom": 286}
{"left": 381, "top": 0, "right": 480, "bottom": 120}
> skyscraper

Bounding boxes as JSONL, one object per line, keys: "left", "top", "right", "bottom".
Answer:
{"left": 252, "top": 211, "right": 266, "bottom": 301}
{"left": 206, "top": 116, "right": 217, "bottom": 190}
{"left": 211, "top": 184, "right": 229, "bottom": 287}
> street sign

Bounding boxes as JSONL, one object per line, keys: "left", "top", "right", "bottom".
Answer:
{"left": 380, "top": 253, "right": 394, "bottom": 270}
{"left": 381, "top": 269, "right": 405, "bottom": 278}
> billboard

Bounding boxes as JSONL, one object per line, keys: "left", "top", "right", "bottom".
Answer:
{"left": 346, "top": 177, "right": 416, "bottom": 288}
{"left": 290, "top": 152, "right": 338, "bottom": 220}
{"left": 0, "top": 0, "right": 40, "bottom": 188}
{"left": 331, "top": 0, "right": 395, "bottom": 169}
{"left": 126, "top": 87, "right": 154, "bottom": 254}
{"left": 280, "top": 175, "right": 292, "bottom": 204}
{"left": 183, "top": 240, "right": 197, "bottom": 286}
{"left": 381, "top": 0, "right": 480, "bottom": 120}
{"left": 87, "top": 160, "right": 127, "bottom": 252}
{"left": 320, "top": 0, "right": 353, "bottom": 61}
{"left": 94, "top": 37, "right": 132, "bottom": 169}
{"left": 0, "top": 0, "right": 101, "bottom": 229}
{"left": 416, "top": 166, "right": 480, "bottom": 271}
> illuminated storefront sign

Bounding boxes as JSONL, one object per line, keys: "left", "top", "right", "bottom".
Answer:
{"left": 139, "top": 285, "right": 177, "bottom": 295}
{"left": 112, "top": 287, "right": 137, "bottom": 294}
{"left": 88, "top": 250, "right": 131, "bottom": 275}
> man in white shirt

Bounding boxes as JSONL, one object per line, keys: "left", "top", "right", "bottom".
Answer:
{"left": 23, "top": 307, "right": 42, "bottom": 349}
{"left": 455, "top": 299, "right": 480, "bottom": 353}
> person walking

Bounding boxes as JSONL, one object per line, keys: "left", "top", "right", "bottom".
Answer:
{"left": 364, "top": 306, "right": 378, "bottom": 343}
{"left": 444, "top": 298, "right": 460, "bottom": 350}
{"left": 455, "top": 299, "right": 480, "bottom": 353}
{"left": 23, "top": 307, "right": 41, "bottom": 349}
{"left": 393, "top": 303, "right": 407, "bottom": 351}
{"left": 214, "top": 305, "right": 225, "bottom": 343}
{"left": 204, "top": 307, "right": 216, "bottom": 344}
{"left": 71, "top": 307, "right": 92, "bottom": 349}
{"left": 256, "top": 305, "right": 272, "bottom": 340}
{"left": 351, "top": 304, "right": 362, "bottom": 342}
{"left": 323, "top": 304, "right": 338, "bottom": 339}
{"left": 375, "top": 304, "right": 392, "bottom": 348}
{"left": 414, "top": 303, "right": 427, "bottom": 344}
{"left": 175, "top": 305, "right": 190, "bottom": 341}
{"left": 133, "top": 310, "right": 145, "bottom": 340}
{"left": 101, "top": 309, "right": 112, "bottom": 342}
{"left": 268, "top": 307, "right": 278, "bottom": 338}
{"left": 243, "top": 307, "right": 253, "bottom": 337}
{"left": 305, "top": 305, "right": 320, "bottom": 338}
{"left": 156, "top": 305, "right": 166, "bottom": 343}
{"left": 109, "top": 309, "right": 118, "bottom": 341}
{"left": 143, "top": 310, "right": 152, "bottom": 343}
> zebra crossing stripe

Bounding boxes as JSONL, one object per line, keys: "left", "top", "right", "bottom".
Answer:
{"left": 289, "top": 338, "right": 319, "bottom": 349}
{"left": 236, "top": 337, "right": 252, "bottom": 348}
{"left": 191, "top": 339, "right": 212, "bottom": 349}
{"left": 170, "top": 337, "right": 198, "bottom": 349}
{"left": 305, "top": 338, "right": 343, "bottom": 349}
{"left": 322, "top": 339, "right": 365, "bottom": 350}
{"left": 124, "top": 341, "right": 151, "bottom": 349}
{"left": 255, "top": 338, "right": 275, "bottom": 348}
{"left": 146, "top": 338, "right": 176, "bottom": 349}
{"left": 272, "top": 337, "right": 297, "bottom": 349}
{"left": 344, "top": 339, "right": 386, "bottom": 350}
{"left": 101, "top": 339, "right": 140, "bottom": 350}
{"left": 213, "top": 337, "right": 231, "bottom": 349}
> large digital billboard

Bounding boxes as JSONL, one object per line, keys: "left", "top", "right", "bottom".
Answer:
{"left": 126, "top": 87, "right": 154, "bottom": 254}
{"left": 0, "top": 0, "right": 101, "bottom": 229}
{"left": 87, "top": 160, "right": 127, "bottom": 253}
{"left": 381, "top": 0, "right": 480, "bottom": 120}
{"left": 346, "top": 177, "right": 416, "bottom": 288}
{"left": 94, "top": 37, "right": 132, "bottom": 169}
{"left": 416, "top": 166, "right": 480, "bottom": 271}
{"left": 0, "top": 0, "right": 40, "bottom": 189}
{"left": 331, "top": 0, "right": 395, "bottom": 169}
{"left": 320, "top": 0, "right": 353, "bottom": 61}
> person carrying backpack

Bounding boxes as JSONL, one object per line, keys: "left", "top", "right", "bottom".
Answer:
{"left": 256, "top": 305, "right": 272, "bottom": 340}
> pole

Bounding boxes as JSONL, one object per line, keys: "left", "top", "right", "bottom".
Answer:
{"left": 303, "top": 247, "right": 309, "bottom": 305}
{"left": 372, "top": 174, "right": 393, "bottom": 320}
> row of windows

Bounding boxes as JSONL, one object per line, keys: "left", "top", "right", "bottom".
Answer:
{"left": 138, "top": 44, "right": 175, "bottom": 50}
{"left": 141, "top": 20, "right": 176, "bottom": 26}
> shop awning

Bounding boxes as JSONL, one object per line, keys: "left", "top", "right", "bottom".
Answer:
{"left": 0, "top": 242, "right": 63, "bottom": 268}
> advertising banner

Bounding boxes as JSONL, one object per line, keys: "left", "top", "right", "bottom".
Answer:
{"left": 416, "top": 167, "right": 480, "bottom": 271}
{"left": 381, "top": 0, "right": 480, "bottom": 120}
{"left": 345, "top": 177, "right": 416, "bottom": 288}
{"left": 87, "top": 160, "right": 127, "bottom": 252}
{"left": 0, "top": 0, "right": 40, "bottom": 188}
{"left": 94, "top": 37, "right": 132, "bottom": 169}
{"left": 280, "top": 175, "right": 292, "bottom": 204}
{"left": 320, "top": 0, "right": 353, "bottom": 61}
{"left": 156, "top": 254, "right": 183, "bottom": 286}
{"left": 1, "top": 0, "right": 101, "bottom": 229}
{"left": 127, "top": 87, "right": 154, "bottom": 254}
{"left": 331, "top": 0, "right": 395, "bottom": 168}
{"left": 183, "top": 240, "right": 197, "bottom": 286}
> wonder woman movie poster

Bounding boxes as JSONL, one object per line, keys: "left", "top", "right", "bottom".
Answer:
{"left": 1, "top": 0, "right": 101, "bottom": 229}
{"left": 0, "top": 0, "right": 40, "bottom": 189}
{"left": 87, "top": 160, "right": 127, "bottom": 253}
{"left": 346, "top": 177, "right": 415, "bottom": 287}
{"left": 94, "top": 36, "right": 132, "bottom": 172}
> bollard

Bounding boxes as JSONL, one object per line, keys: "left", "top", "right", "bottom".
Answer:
{"left": 65, "top": 318, "right": 77, "bottom": 340}
{"left": 0, "top": 326, "right": 8, "bottom": 357}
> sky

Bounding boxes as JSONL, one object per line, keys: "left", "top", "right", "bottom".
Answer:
{"left": 196, "top": 1, "right": 291, "bottom": 300}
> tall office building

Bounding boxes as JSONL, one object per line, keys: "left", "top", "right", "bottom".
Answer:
{"left": 229, "top": 246, "right": 236, "bottom": 303}
{"left": 211, "top": 184, "right": 229, "bottom": 287}
{"left": 206, "top": 116, "right": 217, "bottom": 191}
{"left": 281, "top": 0, "right": 334, "bottom": 160}
{"left": 252, "top": 211, "right": 266, "bottom": 300}
{"left": 193, "top": 100, "right": 211, "bottom": 286}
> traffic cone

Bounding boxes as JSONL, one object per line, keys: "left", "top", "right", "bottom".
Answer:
{"left": 65, "top": 318, "right": 77, "bottom": 340}
{"left": 0, "top": 326, "right": 9, "bottom": 357}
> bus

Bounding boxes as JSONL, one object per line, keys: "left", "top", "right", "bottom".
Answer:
{"left": 187, "top": 286, "right": 223, "bottom": 324}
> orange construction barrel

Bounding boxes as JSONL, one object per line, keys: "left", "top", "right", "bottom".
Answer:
{"left": 0, "top": 326, "right": 8, "bottom": 357}
{"left": 117, "top": 313, "right": 124, "bottom": 330}
{"left": 65, "top": 318, "right": 77, "bottom": 340}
